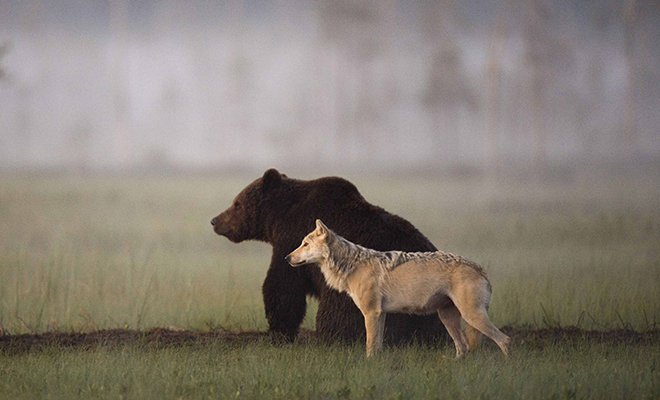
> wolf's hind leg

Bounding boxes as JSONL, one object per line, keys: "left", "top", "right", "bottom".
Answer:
{"left": 450, "top": 280, "right": 510, "bottom": 357}
{"left": 437, "top": 305, "right": 468, "bottom": 359}
{"left": 458, "top": 308, "right": 510, "bottom": 357}
{"left": 465, "top": 324, "right": 482, "bottom": 350}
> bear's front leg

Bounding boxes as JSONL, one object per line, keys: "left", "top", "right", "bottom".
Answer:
{"left": 315, "top": 286, "right": 366, "bottom": 343}
{"left": 262, "top": 253, "right": 309, "bottom": 343}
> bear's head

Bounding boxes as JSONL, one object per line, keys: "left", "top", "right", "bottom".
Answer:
{"left": 211, "top": 168, "right": 285, "bottom": 243}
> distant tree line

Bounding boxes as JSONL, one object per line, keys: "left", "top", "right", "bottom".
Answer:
{"left": 0, "top": 0, "right": 657, "bottom": 172}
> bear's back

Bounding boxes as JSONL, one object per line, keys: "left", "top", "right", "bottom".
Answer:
{"left": 290, "top": 176, "right": 437, "bottom": 254}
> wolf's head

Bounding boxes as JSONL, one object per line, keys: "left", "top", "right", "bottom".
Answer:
{"left": 285, "top": 219, "right": 330, "bottom": 267}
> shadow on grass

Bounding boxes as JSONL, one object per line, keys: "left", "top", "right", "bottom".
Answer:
{"left": 1, "top": 326, "right": 658, "bottom": 356}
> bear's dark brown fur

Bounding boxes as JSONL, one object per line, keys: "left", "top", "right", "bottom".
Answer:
{"left": 212, "top": 168, "right": 447, "bottom": 343}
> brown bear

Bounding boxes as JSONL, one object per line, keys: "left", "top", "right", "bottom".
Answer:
{"left": 211, "top": 168, "right": 447, "bottom": 344}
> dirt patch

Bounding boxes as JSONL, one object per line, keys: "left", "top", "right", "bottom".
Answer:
{"left": 500, "top": 326, "right": 660, "bottom": 349}
{"left": 0, "top": 326, "right": 657, "bottom": 356}
{"left": 0, "top": 328, "right": 314, "bottom": 355}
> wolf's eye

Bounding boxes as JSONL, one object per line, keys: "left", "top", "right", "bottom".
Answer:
{"left": 303, "top": 242, "right": 308, "bottom": 247}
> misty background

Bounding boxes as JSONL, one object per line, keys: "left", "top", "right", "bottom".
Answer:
{"left": 0, "top": 0, "right": 658, "bottom": 173}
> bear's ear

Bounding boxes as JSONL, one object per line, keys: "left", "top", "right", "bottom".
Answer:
{"left": 315, "top": 219, "right": 327, "bottom": 236}
{"left": 262, "top": 168, "right": 282, "bottom": 192}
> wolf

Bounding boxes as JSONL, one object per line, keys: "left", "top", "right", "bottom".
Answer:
{"left": 286, "top": 219, "right": 511, "bottom": 358}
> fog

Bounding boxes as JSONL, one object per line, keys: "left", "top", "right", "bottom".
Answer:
{"left": 1, "top": 0, "right": 658, "bottom": 172}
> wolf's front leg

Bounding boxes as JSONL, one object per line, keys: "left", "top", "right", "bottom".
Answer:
{"left": 364, "top": 311, "right": 384, "bottom": 357}
{"left": 376, "top": 312, "right": 386, "bottom": 350}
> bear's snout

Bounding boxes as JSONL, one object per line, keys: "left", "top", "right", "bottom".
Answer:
{"left": 211, "top": 212, "right": 247, "bottom": 242}
{"left": 211, "top": 214, "right": 230, "bottom": 236}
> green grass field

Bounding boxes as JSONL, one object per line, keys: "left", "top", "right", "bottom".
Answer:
{"left": 2, "top": 336, "right": 658, "bottom": 399}
{"left": 1, "top": 168, "right": 659, "bottom": 398}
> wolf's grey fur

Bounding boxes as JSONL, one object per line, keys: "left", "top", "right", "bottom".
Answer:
{"left": 287, "top": 219, "right": 510, "bottom": 358}
{"left": 326, "top": 227, "right": 488, "bottom": 283}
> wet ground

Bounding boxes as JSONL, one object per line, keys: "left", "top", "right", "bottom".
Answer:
{"left": 1, "top": 326, "right": 658, "bottom": 356}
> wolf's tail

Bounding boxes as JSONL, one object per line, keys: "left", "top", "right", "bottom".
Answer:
{"left": 466, "top": 324, "right": 482, "bottom": 350}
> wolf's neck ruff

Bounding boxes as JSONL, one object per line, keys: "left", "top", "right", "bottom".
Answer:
{"left": 326, "top": 233, "right": 369, "bottom": 273}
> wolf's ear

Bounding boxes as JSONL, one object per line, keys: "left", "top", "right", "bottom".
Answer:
{"left": 262, "top": 168, "right": 282, "bottom": 192}
{"left": 315, "top": 219, "right": 327, "bottom": 236}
